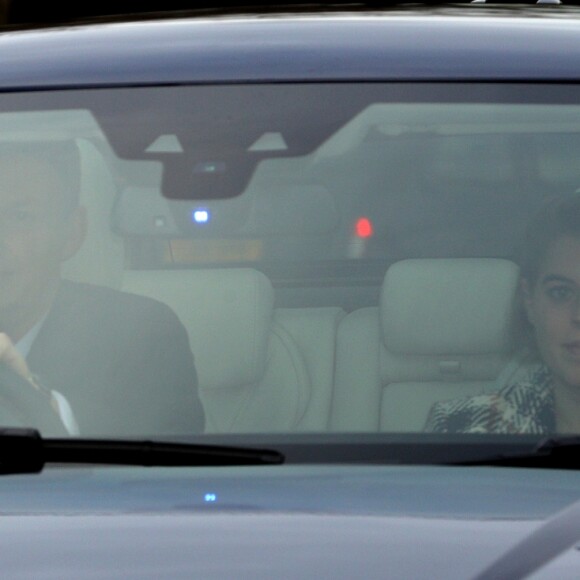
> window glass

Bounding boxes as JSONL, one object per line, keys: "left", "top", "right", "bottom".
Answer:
{"left": 0, "top": 84, "right": 579, "bottom": 438}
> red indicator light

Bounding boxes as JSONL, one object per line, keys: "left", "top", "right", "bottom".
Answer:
{"left": 355, "top": 217, "right": 373, "bottom": 238}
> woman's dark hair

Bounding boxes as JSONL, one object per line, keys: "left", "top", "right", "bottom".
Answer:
{"left": 519, "top": 194, "right": 580, "bottom": 284}
{"left": 513, "top": 194, "right": 580, "bottom": 354}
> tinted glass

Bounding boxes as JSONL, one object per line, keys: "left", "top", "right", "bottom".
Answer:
{"left": 0, "top": 83, "right": 578, "bottom": 438}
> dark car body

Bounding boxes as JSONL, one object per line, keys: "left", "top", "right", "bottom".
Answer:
{"left": 4, "top": 8, "right": 580, "bottom": 86}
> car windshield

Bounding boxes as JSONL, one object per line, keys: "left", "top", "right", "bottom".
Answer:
{"left": 2, "top": 81, "right": 580, "bottom": 443}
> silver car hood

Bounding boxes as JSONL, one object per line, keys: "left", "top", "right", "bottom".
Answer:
{"left": 0, "top": 464, "right": 579, "bottom": 579}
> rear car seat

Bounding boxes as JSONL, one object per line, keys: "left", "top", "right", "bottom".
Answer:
{"left": 59, "top": 142, "right": 346, "bottom": 434}
{"left": 122, "top": 269, "right": 345, "bottom": 433}
{"left": 61, "top": 142, "right": 346, "bottom": 433}
{"left": 330, "top": 258, "right": 520, "bottom": 432}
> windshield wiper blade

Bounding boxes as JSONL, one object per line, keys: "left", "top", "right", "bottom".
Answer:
{"left": 450, "top": 436, "right": 580, "bottom": 470}
{"left": 0, "top": 428, "right": 285, "bottom": 475}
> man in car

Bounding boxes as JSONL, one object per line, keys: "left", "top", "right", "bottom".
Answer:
{"left": 0, "top": 142, "right": 205, "bottom": 436}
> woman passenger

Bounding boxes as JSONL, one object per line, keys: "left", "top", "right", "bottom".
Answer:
{"left": 425, "top": 194, "right": 580, "bottom": 434}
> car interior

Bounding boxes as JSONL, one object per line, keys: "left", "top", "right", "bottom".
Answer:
{"left": 7, "top": 85, "right": 580, "bottom": 435}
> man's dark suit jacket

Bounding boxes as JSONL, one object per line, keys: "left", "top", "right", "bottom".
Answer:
{"left": 26, "top": 281, "right": 205, "bottom": 436}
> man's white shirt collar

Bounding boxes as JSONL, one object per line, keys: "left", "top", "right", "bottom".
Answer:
{"left": 14, "top": 313, "right": 79, "bottom": 436}
{"left": 14, "top": 314, "right": 47, "bottom": 359}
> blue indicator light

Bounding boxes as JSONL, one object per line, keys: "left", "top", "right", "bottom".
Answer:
{"left": 204, "top": 493, "right": 217, "bottom": 503}
{"left": 192, "top": 209, "right": 210, "bottom": 224}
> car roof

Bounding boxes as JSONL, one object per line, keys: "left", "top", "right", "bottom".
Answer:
{"left": 2, "top": 6, "right": 580, "bottom": 88}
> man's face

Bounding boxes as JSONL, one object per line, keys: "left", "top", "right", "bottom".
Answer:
{"left": 0, "top": 154, "right": 84, "bottom": 327}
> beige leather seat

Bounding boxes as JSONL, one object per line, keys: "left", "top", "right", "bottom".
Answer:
{"left": 61, "top": 142, "right": 346, "bottom": 434}
{"left": 331, "top": 258, "right": 520, "bottom": 432}
{"left": 122, "top": 268, "right": 345, "bottom": 433}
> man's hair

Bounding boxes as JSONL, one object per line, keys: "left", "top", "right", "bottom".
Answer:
{"left": 0, "top": 140, "right": 81, "bottom": 213}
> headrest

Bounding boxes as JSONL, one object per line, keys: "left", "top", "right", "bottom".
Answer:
{"left": 381, "top": 259, "right": 519, "bottom": 356}
{"left": 122, "top": 268, "right": 274, "bottom": 390}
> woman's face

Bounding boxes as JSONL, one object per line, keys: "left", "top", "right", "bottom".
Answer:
{"left": 523, "top": 235, "right": 580, "bottom": 391}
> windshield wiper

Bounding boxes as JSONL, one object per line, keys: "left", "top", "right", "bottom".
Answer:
{"left": 450, "top": 436, "right": 580, "bottom": 470}
{"left": 0, "top": 428, "right": 285, "bottom": 475}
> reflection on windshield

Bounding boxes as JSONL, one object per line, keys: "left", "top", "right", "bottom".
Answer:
{"left": 0, "top": 84, "right": 580, "bottom": 439}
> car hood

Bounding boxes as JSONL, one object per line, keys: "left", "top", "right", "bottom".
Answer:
{"left": 0, "top": 464, "right": 579, "bottom": 578}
